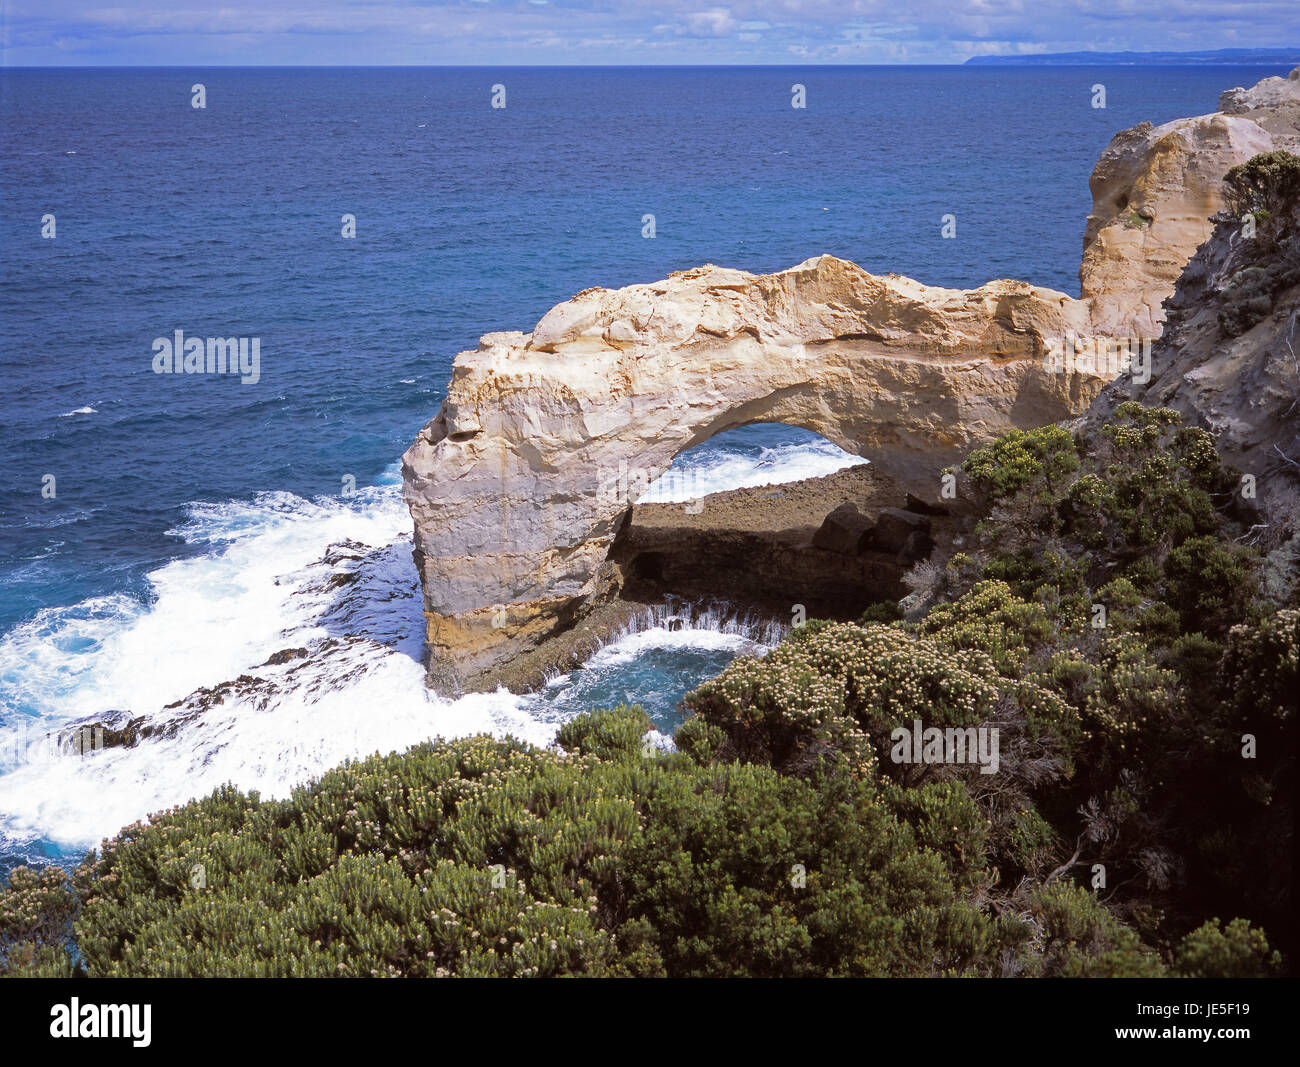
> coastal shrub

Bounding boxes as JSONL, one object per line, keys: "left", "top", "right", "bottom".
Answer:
{"left": 1007, "top": 806, "right": 1058, "bottom": 878}
{"left": 1162, "top": 535, "right": 1257, "bottom": 637}
{"left": 964, "top": 425, "right": 1080, "bottom": 535}
{"left": 1027, "top": 883, "right": 1167, "bottom": 978}
{"left": 1221, "top": 608, "right": 1299, "bottom": 723}
{"left": 2, "top": 404, "right": 1290, "bottom": 979}
{"left": 916, "top": 579, "right": 1056, "bottom": 677}
{"left": 683, "top": 620, "right": 1011, "bottom": 779}
{"left": 957, "top": 403, "right": 1247, "bottom": 634}
{"left": 1219, "top": 260, "right": 1300, "bottom": 335}
{"left": 24, "top": 715, "right": 1030, "bottom": 978}
{"left": 0, "top": 864, "right": 78, "bottom": 977}
{"left": 1222, "top": 150, "right": 1300, "bottom": 230}
{"left": 858, "top": 600, "right": 904, "bottom": 624}
{"left": 554, "top": 703, "right": 652, "bottom": 759}
{"left": 1174, "top": 917, "right": 1282, "bottom": 978}
{"left": 1219, "top": 151, "right": 1300, "bottom": 332}
{"left": 612, "top": 762, "right": 1001, "bottom": 976}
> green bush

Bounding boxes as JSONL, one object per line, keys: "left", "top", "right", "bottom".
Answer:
{"left": 0, "top": 864, "right": 78, "bottom": 977}
{"left": 1218, "top": 151, "right": 1300, "bottom": 333}
{"left": 28, "top": 717, "right": 1032, "bottom": 978}
{"left": 2, "top": 404, "right": 1290, "bottom": 979}
{"left": 1028, "top": 883, "right": 1167, "bottom": 977}
{"left": 1176, "top": 918, "right": 1282, "bottom": 978}
{"left": 1222, "top": 151, "right": 1300, "bottom": 227}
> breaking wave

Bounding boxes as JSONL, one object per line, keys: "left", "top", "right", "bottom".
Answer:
{"left": 0, "top": 441, "right": 821, "bottom": 866}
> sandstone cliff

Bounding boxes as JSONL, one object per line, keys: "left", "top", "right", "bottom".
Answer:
{"left": 404, "top": 67, "right": 1300, "bottom": 692}
{"left": 1079, "top": 67, "right": 1300, "bottom": 339}
{"left": 1080, "top": 112, "right": 1272, "bottom": 336}
{"left": 402, "top": 256, "right": 1099, "bottom": 689}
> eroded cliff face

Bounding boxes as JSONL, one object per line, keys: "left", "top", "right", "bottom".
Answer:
{"left": 403, "top": 67, "right": 1300, "bottom": 692}
{"left": 1088, "top": 223, "right": 1300, "bottom": 538}
{"left": 1079, "top": 67, "right": 1300, "bottom": 339}
{"left": 1080, "top": 112, "right": 1273, "bottom": 337}
{"left": 1085, "top": 66, "right": 1300, "bottom": 537}
{"left": 1218, "top": 65, "right": 1300, "bottom": 149}
{"left": 402, "top": 256, "right": 1102, "bottom": 688}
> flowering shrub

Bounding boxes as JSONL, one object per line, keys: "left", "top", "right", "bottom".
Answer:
{"left": 2, "top": 406, "right": 1291, "bottom": 978}
{"left": 692, "top": 620, "right": 1014, "bottom": 781}
{"left": 5, "top": 708, "right": 1027, "bottom": 978}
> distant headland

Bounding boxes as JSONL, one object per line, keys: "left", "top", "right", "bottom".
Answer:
{"left": 965, "top": 48, "right": 1300, "bottom": 66}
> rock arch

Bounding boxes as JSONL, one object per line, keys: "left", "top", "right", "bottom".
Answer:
{"left": 402, "top": 70, "right": 1299, "bottom": 691}
{"left": 402, "top": 255, "right": 1102, "bottom": 690}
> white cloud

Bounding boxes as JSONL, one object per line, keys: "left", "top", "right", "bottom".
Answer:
{"left": 3, "top": 0, "right": 1296, "bottom": 64}
{"left": 684, "top": 8, "right": 738, "bottom": 36}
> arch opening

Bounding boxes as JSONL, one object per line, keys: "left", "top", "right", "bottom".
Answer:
{"left": 609, "top": 420, "right": 929, "bottom": 631}
{"left": 640, "top": 422, "right": 868, "bottom": 507}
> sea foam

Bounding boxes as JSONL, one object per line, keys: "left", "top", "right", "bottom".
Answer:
{"left": 0, "top": 441, "right": 827, "bottom": 856}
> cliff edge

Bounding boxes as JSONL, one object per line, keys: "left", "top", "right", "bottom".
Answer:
{"left": 404, "top": 67, "right": 1300, "bottom": 692}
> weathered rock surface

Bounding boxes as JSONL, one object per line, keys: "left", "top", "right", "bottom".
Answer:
{"left": 1081, "top": 114, "right": 1273, "bottom": 338}
{"left": 812, "top": 502, "right": 874, "bottom": 555}
{"left": 1080, "top": 65, "right": 1300, "bottom": 340}
{"left": 611, "top": 465, "right": 955, "bottom": 627}
{"left": 1219, "top": 66, "right": 1300, "bottom": 149}
{"left": 404, "top": 67, "right": 1300, "bottom": 693}
{"left": 1088, "top": 220, "right": 1300, "bottom": 532}
{"left": 1084, "top": 65, "right": 1300, "bottom": 537}
{"left": 868, "top": 508, "right": 934, "bottom": 560}
{"left": 402, "top": 255, "right": 1105, "bottom": 689}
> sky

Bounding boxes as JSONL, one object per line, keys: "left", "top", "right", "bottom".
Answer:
{"left": 1, "top": 0, "right": 1296, "bottom": 66}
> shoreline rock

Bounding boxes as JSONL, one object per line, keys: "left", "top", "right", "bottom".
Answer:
{"left": 402, "top": 256, "right": 1100, "bottom": 691}
{"left": 479, "top": 464, "right": 967, "bottom": 693}
{"left": 403, "top": 67, "right": 1300, "bottom": 694}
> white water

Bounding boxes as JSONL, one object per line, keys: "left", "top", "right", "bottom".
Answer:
{"left": 0, "top": 436, "right": 844, "bottom": 856}
{"left": 642, "top": 435, "right": 866, "bottom": 503}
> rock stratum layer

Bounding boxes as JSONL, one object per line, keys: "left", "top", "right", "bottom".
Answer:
{"left": 403, "top": 257, "right": 1098, "bottom": 689}
{"left": 403, "top": 67, "right": 1300, "bottom": 693}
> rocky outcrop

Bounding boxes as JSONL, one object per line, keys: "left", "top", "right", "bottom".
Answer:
{"left": 612, "top": 465, "right": 955, "bottom": 626}
{"left": 402, "top": 255, "right": 1102, "bottom": 690}
{"left": 404, "top": 67, "right": 1300, "bottom": 693}
{"left": 812, "top": 502, "right": 874, "bottom": 555}
{"left": 1083, "top": 65, "right": 1300, "bottom": 535}
{"left": 1219, "top": 66, "right": 1300, "bottom": 148}
{"left": 1087, "top": 218, "right": 1300, "bottom": 534}
{"left": 1079, "top": 66, "right": 1300, "bottom": 338}
{"left": 1081, "top": 116, "right": 1273, "bottom": 337}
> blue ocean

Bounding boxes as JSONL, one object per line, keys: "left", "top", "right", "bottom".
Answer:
{"left": 0, "top": 65, "right": 1285, "bottom": 875}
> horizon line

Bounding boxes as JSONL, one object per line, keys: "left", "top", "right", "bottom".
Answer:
{"left": 4, "top": 59, "right": 1298, "bottom": 70}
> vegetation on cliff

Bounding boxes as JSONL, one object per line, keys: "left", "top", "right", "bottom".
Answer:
{"left": 1218, "top": 149, "right": 1300, "bottom": 335}
{"left": 2, "top": 402, "right": 1291, "bottom": 978}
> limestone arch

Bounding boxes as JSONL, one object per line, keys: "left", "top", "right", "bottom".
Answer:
{"left": 402, "top": 255, "right": 1104, "bottom": 689}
